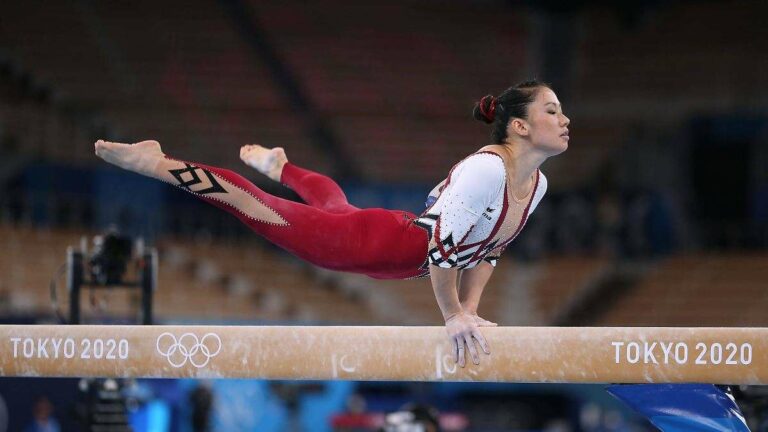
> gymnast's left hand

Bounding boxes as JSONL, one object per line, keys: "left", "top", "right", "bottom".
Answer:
{"left": 445, "top": 312, "right": 491, "bottom": 367}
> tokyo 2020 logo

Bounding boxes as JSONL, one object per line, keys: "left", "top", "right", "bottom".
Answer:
{"left": 156, "top": 332, "right": 222, "bottom": 368}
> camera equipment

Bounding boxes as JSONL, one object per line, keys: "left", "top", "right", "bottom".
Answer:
{"left": 89, "top": 230, "right": 134, "bottom": 286}
{"left": 64, "top": 228, "right": 158, "bottom": 431}
{"left": 66, "top": 227, "right": 157, "bottom": 325}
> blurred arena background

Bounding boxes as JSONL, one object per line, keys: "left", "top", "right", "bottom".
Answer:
{"left": 0, "top": 0, "right": 766, "bottom": 431}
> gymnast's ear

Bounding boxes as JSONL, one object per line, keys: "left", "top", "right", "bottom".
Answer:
{"left": 507, "top": 117, "right": 530, "bottom": 137}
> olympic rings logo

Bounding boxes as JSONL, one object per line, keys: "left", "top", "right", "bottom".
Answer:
{"left": 156, "top": 332, "right": 222, "bottom": 368}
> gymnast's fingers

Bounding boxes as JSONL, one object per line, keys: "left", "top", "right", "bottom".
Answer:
{"left": 474, "top": 329, "right": 491, "bottom": 355}
{"left": 452, "top": 336, "right": 460, "bottom": 364}
{"left": 456, "top": 338, "right": 466, "bottom": 368}
{"left": 465, "top": 334, "right": 480, "bottom": 365}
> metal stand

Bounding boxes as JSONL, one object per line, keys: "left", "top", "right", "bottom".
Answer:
{"left": 66, "top": 244, "right": 157, "bottom": 431}
{"left": 66, "top": 247, "right": 157, "bottom": 325}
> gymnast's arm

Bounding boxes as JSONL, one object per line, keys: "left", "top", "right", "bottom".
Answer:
{"left": 430, "top": 265, "right": 489, "bottom": 367}
{"left": 424, "top": 153, "right": 504, "bottom": 365}
{"left": 430, "top": 265, "right": 462, "bottom": 321}
{"left": 459, "top": 261, "right": 497, "bottom": 326}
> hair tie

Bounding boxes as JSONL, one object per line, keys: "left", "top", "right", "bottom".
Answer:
{"left": 479, "top": 95, "right": 497, "bottom": 123}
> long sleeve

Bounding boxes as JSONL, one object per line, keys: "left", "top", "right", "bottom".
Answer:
{"left": 422, "top": 153, "right": 505, "bottom": 268}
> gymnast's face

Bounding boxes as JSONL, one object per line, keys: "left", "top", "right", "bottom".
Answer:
{"left": 508, "top": 87, "right": 570, "bottom": 155}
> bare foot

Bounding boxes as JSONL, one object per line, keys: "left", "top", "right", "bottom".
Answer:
{"left": 94, "top": 140, "right": 165, "bottom": 176}
{"left": 240, "top": 144, "right": 288, "bottom": 182}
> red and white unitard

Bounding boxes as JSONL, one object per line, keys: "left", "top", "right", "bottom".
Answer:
{"left": 414, "top": 151, "right": 547, "bottom": 272}
{"left": 160, "top": 150, "right": 546, "bottom": 279}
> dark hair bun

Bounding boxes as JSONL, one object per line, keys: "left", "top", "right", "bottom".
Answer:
{"left": 473, "top": 95, "right": 497, "bottom": 124}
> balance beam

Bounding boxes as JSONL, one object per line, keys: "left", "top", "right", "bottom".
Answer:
{"left": 1, "top": 325, "right": 766, "bottom": 384}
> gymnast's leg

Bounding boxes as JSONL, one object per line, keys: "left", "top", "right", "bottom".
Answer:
{"left": 93, "top": 140, "right": 425, "bottom": 277}
{"left": 239, "top": 144, "right": 358, "bottom": 214}
{"left": 94, "top": 139, "right": 291, "bottom": 226}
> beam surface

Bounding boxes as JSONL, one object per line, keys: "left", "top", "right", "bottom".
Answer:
{"left": 1, "top": 325, "right": 766, "bottom": 384}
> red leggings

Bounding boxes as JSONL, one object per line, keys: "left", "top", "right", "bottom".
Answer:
{"left": 181, "top": 160, "right": 428, "bottom": 279}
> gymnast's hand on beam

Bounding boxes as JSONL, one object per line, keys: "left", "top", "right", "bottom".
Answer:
{"left": 470, "top": 313, "right": 498, "bottom": 327}
{"left": 445, "top": 311, "right": 491, "bottom": 367}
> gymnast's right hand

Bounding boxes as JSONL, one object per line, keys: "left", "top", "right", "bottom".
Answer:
{"left": 445, "top": 311, "right": 490, "bottom": 367}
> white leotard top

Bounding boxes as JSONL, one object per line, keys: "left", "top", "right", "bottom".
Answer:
{"left": 415, "top": 151, "right": 547, "bottom": 270}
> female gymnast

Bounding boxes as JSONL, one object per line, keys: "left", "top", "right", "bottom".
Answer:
{"left": 94, "top": 80, "right": 569, "bottom": 367}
